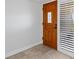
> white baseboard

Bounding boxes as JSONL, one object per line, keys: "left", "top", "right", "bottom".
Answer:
{"left": 5, "top": 41, "right": 42, "bottom": 58}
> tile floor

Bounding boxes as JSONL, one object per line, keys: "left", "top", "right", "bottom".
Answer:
{"left": 6, "top": 44, "right": 74, "bottom": 59}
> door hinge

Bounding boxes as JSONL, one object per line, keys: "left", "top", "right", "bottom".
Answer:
{"left": 42, "top": 37, "right": 44, "bottom": 40}
{"left": 42, "top": 8, "right": 43, "bottom": 10}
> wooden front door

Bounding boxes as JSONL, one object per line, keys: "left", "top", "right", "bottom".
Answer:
{"left": 43, "top": 1, "right": 57, "bottom": 49}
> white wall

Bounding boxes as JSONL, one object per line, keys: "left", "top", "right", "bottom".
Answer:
{"left": 5, "top": 0, "right": 42, "bottom": 57}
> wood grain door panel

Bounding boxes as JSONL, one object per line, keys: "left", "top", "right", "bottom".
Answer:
{"left": 43, "top": 1, "right": 57, "bottom": 49}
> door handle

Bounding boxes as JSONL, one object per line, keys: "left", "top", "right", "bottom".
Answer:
{"left": 54, "top": 24, "right": 57, "bottom": 29}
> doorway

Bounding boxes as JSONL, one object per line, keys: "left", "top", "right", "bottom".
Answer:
{"left": 43, "top": 1, "right": 57, "bottom": 50}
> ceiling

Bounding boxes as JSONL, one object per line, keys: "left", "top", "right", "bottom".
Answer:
{"left": 34, "top": 0, "right": 56, "bottom": 4}
{"left": 34, "top": 0, "right": 73, "bottom": 4}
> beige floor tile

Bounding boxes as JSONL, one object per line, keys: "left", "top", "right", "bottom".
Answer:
{"left": 6, "top": 44, "right": 73, "bottom": 59}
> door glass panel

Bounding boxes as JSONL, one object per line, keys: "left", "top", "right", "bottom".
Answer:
{"left": 48, "top": 12, "right": 52, "bottom": 23}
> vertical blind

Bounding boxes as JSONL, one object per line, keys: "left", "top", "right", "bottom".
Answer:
{"left": 60, "top": 0, "right": 74, "bottom": 53}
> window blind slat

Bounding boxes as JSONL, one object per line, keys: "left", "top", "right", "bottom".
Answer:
{"left": 60, "top": 0, "right": 74, "bottom": 53}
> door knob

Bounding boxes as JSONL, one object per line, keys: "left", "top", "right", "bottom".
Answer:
{"left": 54, "top": 24, "right": 57, "bottom": 29}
